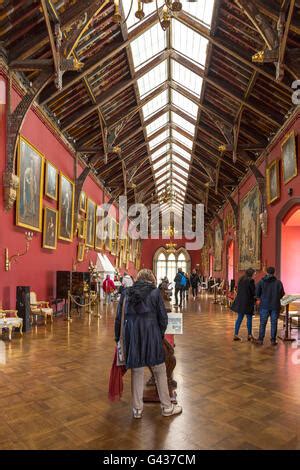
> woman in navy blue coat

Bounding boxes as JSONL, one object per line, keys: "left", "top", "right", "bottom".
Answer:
{"left": 114, "top": 269, "right": 182, "bottom": 419}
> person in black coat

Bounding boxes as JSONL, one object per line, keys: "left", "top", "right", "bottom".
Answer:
{"left": 231, "top": 268, "right": 256, "bottom": 341}
{"left": 190, "top": 269, "right": 200, "bottom": 299}
{"left": 255, "top": 266, "right": 285, "bottom": 345}
{"left": 114, "top": 268, "right": 182, "bottom": 419}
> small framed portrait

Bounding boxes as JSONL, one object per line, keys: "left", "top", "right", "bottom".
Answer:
{"left": 77, "top": 242, "right": 85, "bottom": 262}
{"left": 86, "top": 198, "right": 96, "bottom": 248}
{"left": 58, "top": 173, "right": 74, "bottom": 242}
{"left": 281, "top": 130, "right": 297, "bottom": 184}
{"left": 42, "top": 207, "right": 57, "bottom": 250}
{"left": 16, "top": 136, "right": 44, "bottom": 232}
{"left": 45, "top": 161, "right": 58, "bottom": 200}
{"left": 79, "top": 191, "right": 87, "bottom": 213}
{"left": 78, "top": 217, "right": 86, "bottom": 240}
{"left": 266, "top": 160, "right": 280, "bottom": 204}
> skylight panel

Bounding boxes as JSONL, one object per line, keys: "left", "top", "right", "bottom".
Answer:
{"left": 183, "top": 0, "right": 215, "bottom": 27}
{"left": 146, "top": 112, "right": 168, "bottom": 135}
{"left": 172, "top": 143, "right": 192, "bottom": 160}
{"left": 171, "top": 90, "right": 198, "bottom": 118}
{"left": 172, "top": 19, "right": 208, "bottom": 66}
{"left": 172, "top": 129, "right": 193, "bottom": 149}
{"left": 151, "top": 144, "right": 170, "bottom": 160}
{"left": 138, "top": 61, "right": 167, "bottom": 98}
{"left": 131, "top": 23, "right": 166, "bottom": 68}
{"left": 171, "top": 112, "right": 195, "bottom": 135}
{"left": 153, "top": 156, "right": 169, "bottom": 171}
{"left": 172, "top": 155, "right": 190, "bottom": 170}
{"left": 143, "top": 90, "right": 168, "bottom": 119}
{"left": 171, "top": 172, "right": 187, "bottom": 185}
{"left": 172, "top": 60, "right": 202, "bottom": 97}
{"left": 155, "top": 165, "right": 170, "bottom": 179}
{"left": 156, "top": 171, "right": 170, "bottom": 185}
{"left": 149, "top": 129, "right": 169, "bottom": 149}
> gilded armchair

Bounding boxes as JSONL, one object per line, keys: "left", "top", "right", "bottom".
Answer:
{"left": 30, "top": 292, "right": 53, "bottom": 325}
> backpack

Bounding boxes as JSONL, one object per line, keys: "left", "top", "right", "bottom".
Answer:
{"left": 180, "top": 274, "right": 187, "bottom": 288}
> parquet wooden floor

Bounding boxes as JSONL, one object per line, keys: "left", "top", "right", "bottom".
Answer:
{"left": 1, "top": 294, "right": 300, "bottom": 450}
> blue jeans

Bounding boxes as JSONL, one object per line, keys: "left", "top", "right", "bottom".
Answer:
{"left": 259, "top": 308, "right": 279, "bottom": 342}
{"left": 234, "top": 313, "right": 253, "bottom": 336}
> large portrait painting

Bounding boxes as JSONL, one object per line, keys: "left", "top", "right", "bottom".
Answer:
{"left": 45, "top": 161, "right": 58, "bottom": 200}
{"left": 58, "top": 173, "right": 74, "bottom": 242}
{"left": 239, "top": 186, "right": 261, "bottom": 270}
{"left": 281, "top": 131, "right": 297, "bottom": 184}
{"left": 42, "top": 207, "right": 57, "bottom": 250}
{"left": 79, "top": 191, "right": 87, "bottom": 213}
{"left": 214, "top": 224, "right": 223, "bottom": 271}
{"left": 16, "top": 136, "right": 44, "bottom": 232}
{"left": 95, "top": 205, "right": 105, "bottom": 250}
{"left": 266, "top": 160, "right": 280, "bottom": 204}
{"left": 86, "top": 198, "right": 96, "bottom": 248}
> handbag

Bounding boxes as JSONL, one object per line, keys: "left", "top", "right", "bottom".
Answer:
{"left": 116, "top": 296, "right": 126, "bottom": 366}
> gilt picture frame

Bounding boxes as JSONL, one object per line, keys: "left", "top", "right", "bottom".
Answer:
{"left": 45, "top": 160, "right": 58, "bottom": 201}
{"left": 58, "top": 173, "right": 74, "bottom": 242}
{"left": 86, "top": 198, "right": 96, "bottom": 248}
{"left": 16, "top": 136, "right": 44, "bottom": 232}
{"left": 281, "top": 130, "right": 297, "bottom": 184}
{"left": 42, "top": 206, "right": 58, "bottom": 250}
{"left": 238, "top": 185, "right": 261, "bottom": 270}
{"left": 266, "top": 159, "right": 280, "bottom": 204}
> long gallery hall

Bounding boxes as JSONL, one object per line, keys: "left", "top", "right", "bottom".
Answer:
{"left": 1, "top": 0, "right": 300, "bottom": 456}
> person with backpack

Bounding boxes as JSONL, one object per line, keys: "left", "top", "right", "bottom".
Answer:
{"left": 255, "top": 266, "right": 285, "bottom": 346}
{"left": 174, "top": 268, "right": 185, "bottom": 308}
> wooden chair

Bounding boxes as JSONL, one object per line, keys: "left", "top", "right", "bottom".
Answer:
{"left": 30, "top": 292, "right": 53, "bottom": 326}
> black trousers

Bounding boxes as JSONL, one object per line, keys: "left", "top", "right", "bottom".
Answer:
{"left": 192, "top": 286, "right": 197, "bottom": 297}
{"left": 175, "top": 287, "right": 183, "bottom": 306}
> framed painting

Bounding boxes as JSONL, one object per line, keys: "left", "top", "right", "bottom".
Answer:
{"left": 239, "top": 185, "right": 261, "bottom": 270}
{"left": 45, "top": 161, "right": 58, "bottom": 201}
{"left": 86, "top": 198, "right": 96, "bottom": 248}
{"left": 281, "top": 130, "right": 297, "bottom": 184}
{"left": 58, "top": 173, "right": 74, "bottom": 242}
{"left": 214, "top": 224, "right": 223, "bottom": 271}
{"left": 95, "top": 205, "right": 105, "bottom": 250}
{"left": 266, "top": 159, "right": 280, "bottom": 204}
{"left": 16, "top": 136, "right": 44, "bottom": 232}
{"left": 77, "top": 242, "right": 85, "bottom": 262}
{"left": 78, "top": 217, "right": 86, "bottom": 240}
{"left": 42, "top": 207, "right": 57, "bottom": 250}
{"left": 105, "top": 215, "right": 111, "bottom": 251}
{"left": 110, "top": 218, "right": 117, "bottom": 255}
{"left": 79, "top": 191, "right": 87, "bottom": 213}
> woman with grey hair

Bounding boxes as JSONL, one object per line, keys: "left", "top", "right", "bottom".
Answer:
{"left": 115, "top": 268, "right": 182, "bottom": 419}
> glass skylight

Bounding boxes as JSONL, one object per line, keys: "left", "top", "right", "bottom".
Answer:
{"left": 131, "top": 22, "right": 166, "bottom": 68}
{"left": 183, "top": 0, "right": 215, "bottom": 26}
{"left": 171, "top": 112, "right": 195, "bottom": 135}
{"left": 172, "top": 60, "right": 203, "bottom": 97}
{"left": 172, "top": 19, "right": 209, "bottom": 66}
{"left": 142, "top": 90, "right": 168, "bottom": 119}
{"left": 172, "top": 129, "right": 193, "bottom": 149}
{"left": 149, "top": 129, "right": 169, "bottom": 149}
{"left": 124, "top": 2, "right": 212, "bottom": 208}
{"left": 137, "top": 61, "right": 167, "bottom": 98}
{"left": 171, "top": 90, "right": 198, "bottom": 118}
{"left": 146, "top": 112, "right": 168, "bottom": 135}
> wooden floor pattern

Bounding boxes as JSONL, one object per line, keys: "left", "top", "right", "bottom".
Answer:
{"left": 1, "top": 294, "right": 300, "bottom": 450}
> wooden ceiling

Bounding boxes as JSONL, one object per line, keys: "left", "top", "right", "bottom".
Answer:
{"left": 1, "top": 0, "right": 299, "bottom": 218}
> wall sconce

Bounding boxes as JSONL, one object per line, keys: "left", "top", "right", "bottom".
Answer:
{"left": 5, "top": 231, "right": 33, "bottom": 272}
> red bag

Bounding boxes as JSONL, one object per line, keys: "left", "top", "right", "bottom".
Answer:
{"left": 108, "top": 348, "right": 127, "bottom": 402}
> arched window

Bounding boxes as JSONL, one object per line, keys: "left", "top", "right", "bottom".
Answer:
{"left": 157, "top": 252, "right": 167, "bottom": 281}
{"left": 154, "top": 248, "right": 190, "bottom": 284}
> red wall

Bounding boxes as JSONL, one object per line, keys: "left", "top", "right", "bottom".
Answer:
{"left": 141, "top": 238, "right": 201, "bottom": 274}
{"left": 201, "top": 112, "right": 300, "bottom": 291}
{"left": 0, "top": 72, "right": 136, "bottom": 309}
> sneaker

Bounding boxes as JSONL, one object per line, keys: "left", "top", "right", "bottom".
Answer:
{"left": 233, "top": 335, "right": 242, "bottom": 341}
{"left": 271, "top": 340, "right": 278, "bottom": 346}
{"left": 162, "top": 404, "right": 183, "bottom": 417}
{"left": 132, "top": 408, "right": 143, "bottom": 419}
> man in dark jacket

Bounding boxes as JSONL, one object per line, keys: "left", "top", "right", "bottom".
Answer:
{"left": 190, "top": 269, "right": 200, "bottom": 300}
{"left": 255, "top": 266, "right": 285, "bottom": 345}
{"left": 174, "top": 268, "right": 184, "bottom": 308}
